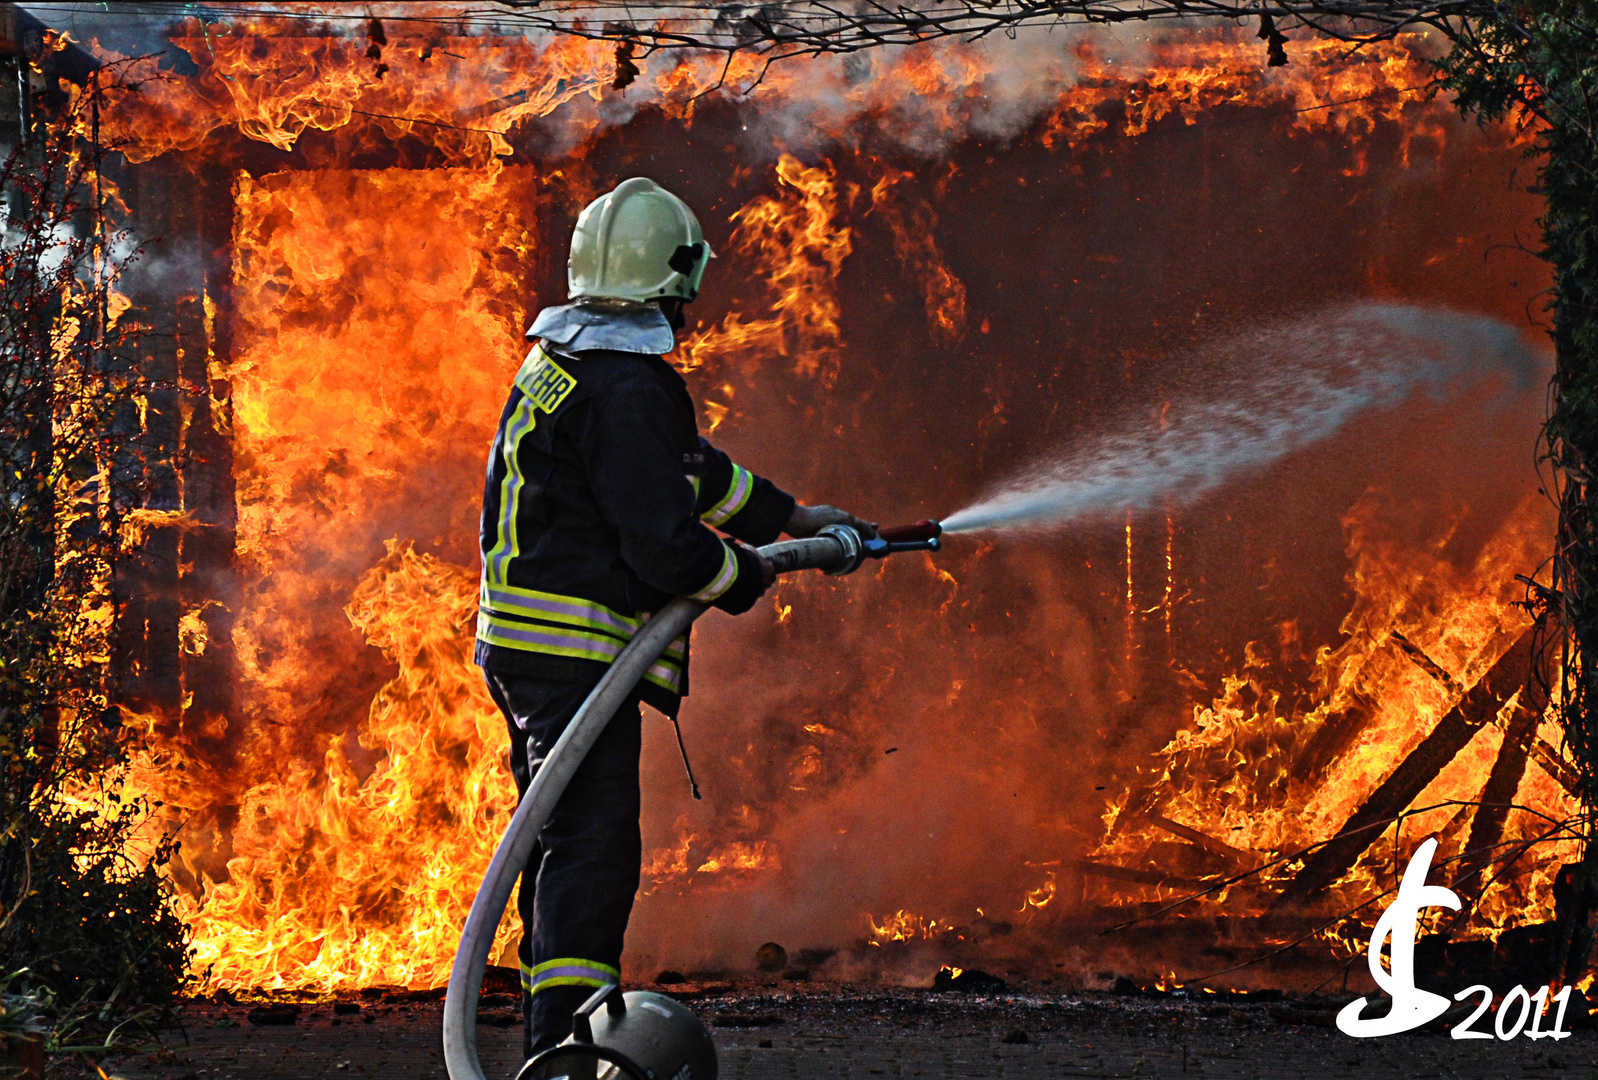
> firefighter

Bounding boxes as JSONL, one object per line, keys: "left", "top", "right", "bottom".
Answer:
{"left": 476, "top": 177, "right": 876, "bottom": 1059}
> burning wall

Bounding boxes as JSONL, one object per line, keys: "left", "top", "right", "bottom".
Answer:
{"left": 77, "top": 14, "right": 1572, "bottom": 991}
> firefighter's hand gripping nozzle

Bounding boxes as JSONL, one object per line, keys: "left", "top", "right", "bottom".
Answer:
{"left": 443, "top": 520, "right": 941, "bottom": 1080}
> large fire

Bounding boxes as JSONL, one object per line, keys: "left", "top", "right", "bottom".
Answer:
{"left": 70, "top": 11, "right": 1571, "bottom": 992}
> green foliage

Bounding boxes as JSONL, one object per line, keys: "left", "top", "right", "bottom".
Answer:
{"left": 5, "top": 802, "right": 191, "bottom": 1025}
{"left": 0, "top": 83, "right": 190, "bottom": 1043}
{"left": 1438, "top": 5, "right": 1598, "bottom": 808}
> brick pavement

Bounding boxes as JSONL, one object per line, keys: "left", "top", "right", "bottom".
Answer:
{"left": 67, "top": 988, "right": 1598, "bottom": 1080}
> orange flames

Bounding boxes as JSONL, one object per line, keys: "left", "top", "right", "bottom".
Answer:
{"left": 139, "top": 543, "right": 519, "bottom": 989}
{"left": 1090, "top": 492, "right": 1579, "bottom": 935}
{"left": 125, "top": 160, "right": 537, "bottom": 988}
{"left": 91, "top": 20, "right": 1466, "bottom": 167}
{"left": 1038, "top": 34, "right": 1453, "bottom": 153}
{"left": 676, "top": 154, "right": 854, "bottom": 383}
{"left": 81, "top": 11, "right": 1561, "bottom": 992}
{"left": 642, "top": 818, "right": 782, "bottom": 892}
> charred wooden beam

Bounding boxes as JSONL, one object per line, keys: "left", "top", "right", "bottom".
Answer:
{"left": 1454, "top": 633, "right": 1550, "bottom": 899}
{"left": 111, "top": 157, "right": 200, "bottom": 718}
{"left": 1389, "top": 629, "right": 1464, "bottom": 696}
{"left": 1395, "top": 625, "right": 1579, "bottom": 797}
{"left": 1075, "top": 859, "right": 1208, "bottom": 892}
{"left": 1146, "top": 812, "right": 1258, "bottom": 869}
{"left": 1288, "top": 687, "right": 1378, "bottom": 787}
{"left": 0, "top": 3, "right": 98, "bottom": 144}
{"left": 1106, "top": 786, "right": 1163, "bottom": 843}
{"left": 1529, "top": 737, "right": 1582, "bottom": 799}
{"left": 1273, "top": 626, "right": 1537, "bottom": 908}
{"left": 176, "top": 164, "right": 239, "bottom": 741}
{"left": 1389, "top": 623, "right": 1562, "bottom": 898}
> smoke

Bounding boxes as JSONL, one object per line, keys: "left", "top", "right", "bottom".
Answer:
{"left": 942, "top": 304, "right": 1544, "bottom": 535}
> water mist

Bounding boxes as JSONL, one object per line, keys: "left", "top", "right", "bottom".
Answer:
{"left": 941, "top": 304, "right": 1543, "bottom": 535}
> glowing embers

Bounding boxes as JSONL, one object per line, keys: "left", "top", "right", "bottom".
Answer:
{"left": 1020, "top": 869, "right": 1058, "bottom": 913}
{"left": 869, "top": 867, "right": 1060, "bottom": 948}
{"left": 868, "top": 910, "right": 955, "bottom": 945}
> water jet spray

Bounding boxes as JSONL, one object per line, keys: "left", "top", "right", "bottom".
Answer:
{"left": 443, "top": 523, "right": 941, "bottom": 1080}
{"left": 940, "top": 304, "right": 1543, "bottom": 537}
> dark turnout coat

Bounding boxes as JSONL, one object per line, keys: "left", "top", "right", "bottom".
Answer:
{"left": 475, "top": 338, "right": 794, "bottom": 715}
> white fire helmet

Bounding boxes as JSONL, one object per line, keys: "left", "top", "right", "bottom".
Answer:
{"left": 516, "top": 986, "right": 718, "bottom": 1080}
{"left": 568, "top": 178, "right": 713, "bottom": 305}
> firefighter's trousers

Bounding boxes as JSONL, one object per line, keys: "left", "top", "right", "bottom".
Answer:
{"left": 483, "top": 671, "right": 643, "bottom": 1060}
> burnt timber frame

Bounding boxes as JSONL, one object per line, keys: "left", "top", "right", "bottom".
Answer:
{"left": 1273, "top": 626, "right": 1556, "bottom": 909}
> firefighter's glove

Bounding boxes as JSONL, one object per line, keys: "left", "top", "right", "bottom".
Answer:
{"left": 712, "top": 541, "right": 774, "bottom": 616}
{"left": 785, "top": 503, "right": 879, "bottom": 540}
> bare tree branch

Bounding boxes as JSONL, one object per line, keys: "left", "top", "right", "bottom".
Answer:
{"left": 462, "top": 1, "right": 1485, "bottom": 58}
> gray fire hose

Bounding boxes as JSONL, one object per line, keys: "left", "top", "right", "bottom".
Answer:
{"left": 442, "top": 521, "right": 941, "bottom": 1080}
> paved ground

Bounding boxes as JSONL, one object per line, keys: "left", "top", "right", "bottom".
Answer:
{"left": 52, "top": 984, "right": 1598, "bottom": 1080}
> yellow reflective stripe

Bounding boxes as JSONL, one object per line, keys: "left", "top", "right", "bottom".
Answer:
{"left": 485, "top": 395, "right": 539, "bottom": 587}
{"left": 526, "top": 956, "right": 620, "bottom": 978}
{"left": 478, "top": 598, "right": 685, "bottom": 651}
{"left": 521, "top": 957, "right": 619, "bottom": 997}
{"left": 477, "top": 605, "right": 686, "bottom": 687}
{"left": 644, "top": 664, "right": 684, "bottom": 695}
{"left": 702, "top": 463, "right": 753, "bottom": 527}
{"left": 481, "top": 581, "right": 643, "bottom": 640}
{"left": 691, "top": 475, "right": 701, "bottom": 499}
{"left": 486, "top": 346, "right": 579, "bottom": 588}
{"left": 477, "top": 610, "right": 625, "bottom": 662}
{"left": 647, "top": 634, "right": 687, "bottom": 693}
{"left": 529, "top": 976, "right": 615, "bottom": 995}
{"left": 687, "top": 544, "right": 738, "bottom": 603}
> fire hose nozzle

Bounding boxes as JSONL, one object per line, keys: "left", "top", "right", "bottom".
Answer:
{"left": 869, "top": 518, "right": 942, "bottom": 559}
{"left": 877, "top": 518, "right": 943, "bottom": 547}
{"left": 814, "top": 520, "right": 942, "bottom": 576}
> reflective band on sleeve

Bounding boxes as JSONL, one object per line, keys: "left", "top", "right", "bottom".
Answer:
{"left": 702, "top": 464, "right": 753, "bottom": 528}
{"left": 644, "top": 665, "right": 683, "bottom": 695}
{"left": 521, "top": 957, "right": 620, "bottom": 998}
{"left": 687, "top": 544, "right": 738, "bottom": 603}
